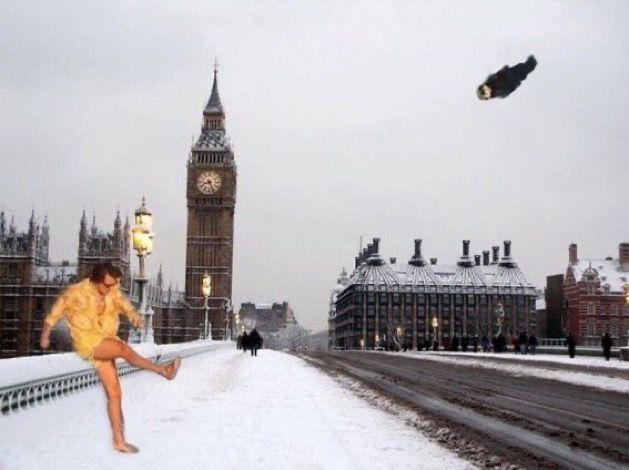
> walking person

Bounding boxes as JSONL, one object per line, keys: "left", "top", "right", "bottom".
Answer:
{"left": 248, "top": 328, "right": 261, "bottom": 357}
{"left": 39, "top": 263, "right": 181, "bottom": 454}
{"left": 602, "top": 332, "right": 613, "bottom": 361}
{"left": 566, "top": 332, "right": 577, "bottom": 359}
{"left": 241, "top": 331, "right": 249, "bottom": 353}
{"left": 527, "top": 333, "right": 538, "bottom": 355}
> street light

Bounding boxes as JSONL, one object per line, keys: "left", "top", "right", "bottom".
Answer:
{"left": 131, "top": 197, "right": 155, "bottom": 343}
{"left": 431, "top": 315, "right": 439, "bottom": 351}
{"left": 201, "top": 272, "right": 211, "bottom": 340}
{"left": 222, "top": 300, "right": 232, "bottom": 340}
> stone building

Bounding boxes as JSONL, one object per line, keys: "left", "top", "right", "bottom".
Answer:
{"left": 238, "top": 302, "right": 297, "bottom": 334}
{"left": 564, "top": 243, "right": 629, "bottom": 347}
{"left": 332, "top": 237, "right": 538, "bottom": 350}
{"left": 184, "top": 67, "right": 237, "bottom": 340}
{"left": 328, "top": 268, "right": 349, "bottom": 349}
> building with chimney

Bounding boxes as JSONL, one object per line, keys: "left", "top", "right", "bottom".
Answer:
{"left": 331, "top": 238, "right": 538, "bottom": 350}
{"left": 564, "top": 243, "right": 629, "bottom": 346}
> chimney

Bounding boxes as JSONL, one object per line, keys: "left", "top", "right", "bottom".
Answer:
{"left": 366, "top": 243, "right": 373, "bottom": 256}
{"left": 569, "top": 243, "right": 578, "bottom": 265}
{"left": 474, "top": 255, "right": 481, "bottom": 266}
{"left": 430, "top": 258, "right": 437, "bottom": 265}
{"left": 491, "top": 246, "right": 500, "bottom": 264}
{"left": 503, "top": 240, "right": 511, "bottom": 258}
{"left": 373, "top": 238, "right": 380, "bottom": 254}
{"left": 482, "top": 250, "right": 490, "bottom": 266}
{"left": 414, "top": 239, "right": 422, "bottom": 259}
{"left": 390, "top": 257, "right": 396, "bottom": 264}
{"left": 462, "top": 240, "right": 470, "bottom": 257}
{"left": 619, "top": 243, "right": 629, "bottom": 272}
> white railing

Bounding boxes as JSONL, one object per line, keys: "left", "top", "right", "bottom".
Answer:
{"left": 0, "top": 344, "right": 212, "bottom": 415}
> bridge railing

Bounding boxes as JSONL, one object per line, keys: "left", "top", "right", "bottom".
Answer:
{"left": 0, "top": 344, "right": 213, "bottom": 415}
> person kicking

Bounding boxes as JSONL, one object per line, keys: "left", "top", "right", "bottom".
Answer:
{"left": 40, "top": 263, "right": 181, "bottom": 453}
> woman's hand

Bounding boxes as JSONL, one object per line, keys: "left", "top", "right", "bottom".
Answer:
{"left": 40, "top": 323, "right": 52, "bottom": 349}
{"left": 132, "top": 317, "right": 145, "bottom": 329}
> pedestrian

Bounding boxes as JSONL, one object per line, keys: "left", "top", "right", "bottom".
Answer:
{"left": 527, "top": 334, "right": 538, "bottom": 355}
{"left": 241, "top": 331, "right": 249, "bottom": 353}
{"left": 481, "top": 335, "right": 489, "bottom": 353}
{"left": 248, "top": 328, "right": 262, "bottom": 357}
{"left": 472, "top": 335, "right": 479, "bottom": 353}
{"left": 566, "top": 332, "right": 577, "bottom": 359}
{"left": 512, "top": 334, "right": 520, "bottom": 354}
{"left": 236, "top": 334, "right": 242, "bottom": 350}
{"left": 461, "top": 336, "right": 469, "bottom": 352}
{"left": 39, "top": 263, "right": 181, "bottom": 453}
{"left": 519, "top": 332, "right": 528, "bottom": 355}
{"left": 602, "top": 332, "right": 613, "bottom": 361}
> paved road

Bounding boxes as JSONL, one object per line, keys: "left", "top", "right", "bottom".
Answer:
{"left": 300, "top": 351, "right": 629, "bottom": 470}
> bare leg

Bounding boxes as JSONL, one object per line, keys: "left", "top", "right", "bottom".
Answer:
{"left": 96, "top": 360, "right": 137, "bottom": 452}
{"left": 93, "top": 338, "right": 163, "bottom": 375}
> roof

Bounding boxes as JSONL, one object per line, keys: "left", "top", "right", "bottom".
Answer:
{"left": 569, "top": 258, "right": 629, "bottom": 293}
{"left": 204, "top": 71, "right": 223, "bottom": 115}
{"left": 192, "top": 129, "right": 231, "bottom": 152}
{"left": 344, "top": 260, "right": 535, "bottom": 294}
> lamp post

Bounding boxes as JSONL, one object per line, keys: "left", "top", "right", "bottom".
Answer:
{"left": 431, "top": 315, "right": 439, "bottom": 351}
{"left": 222, "top": 300, "right": 232, "bottom": 340}
{"left": 131, "top": 197, "right": 155, "bottom": 343}
{"left": 201, "top": 272, "right": 211, "bottom": 340}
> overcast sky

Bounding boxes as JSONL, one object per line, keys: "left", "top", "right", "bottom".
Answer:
{"left": 1, "top": 1, "right": 628, "bottom": 331}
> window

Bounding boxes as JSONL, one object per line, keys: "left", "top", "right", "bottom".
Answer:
{"left": 586, "top": 321, "right": 595, "bottom": 336}
{"left": 587, "top": 285, "right": 595, "bottom": 295}
{"left": 611, "top": 304, "right": 618, "bottom": 316}
{"left": 587, "top": 303, "right": 594, "bottom": 315}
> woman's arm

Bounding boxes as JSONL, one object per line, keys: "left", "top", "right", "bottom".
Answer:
{"left": 114, "top": 289, "right": 145, "bottom": 329}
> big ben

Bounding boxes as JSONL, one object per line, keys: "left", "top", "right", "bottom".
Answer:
{"left": 184, "top": 66, "right": 236, "bottom": 339}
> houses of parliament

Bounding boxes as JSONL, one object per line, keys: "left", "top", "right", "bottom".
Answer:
{"left": 0, "top": 69, "right": 237, "bottom": 358}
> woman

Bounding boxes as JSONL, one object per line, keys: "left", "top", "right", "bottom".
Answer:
{"left": 40, "top": 263, "right": 181, "bottom": 453}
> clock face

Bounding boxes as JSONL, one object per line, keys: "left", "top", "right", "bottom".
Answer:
{"left": 197, "top": 171, "right": 222, "bottom": 195}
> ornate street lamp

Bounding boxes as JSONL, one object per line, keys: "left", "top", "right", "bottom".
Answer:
{"left": 431, "top": 315, "right": 439, "bottom": 351}
{"left": 131, "top": 197, "right": 155, "bottom": 343}
{"left": 201, "top": 272, "right": 211, "bottom": 340}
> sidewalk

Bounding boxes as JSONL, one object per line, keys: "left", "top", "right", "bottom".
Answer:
{"left": 0, "top": 344, "right": 471, "bottom": 470}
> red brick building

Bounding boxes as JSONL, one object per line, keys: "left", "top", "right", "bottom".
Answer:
{"left": 564, "top": 243, "right": 629, "bottom": 347}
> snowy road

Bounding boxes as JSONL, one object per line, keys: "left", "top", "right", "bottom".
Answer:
{"left": 303, "top": 351, "right": 629, "bottom": 470}
{"left": 0, "top": 344, "right": 471, "bottom": 470}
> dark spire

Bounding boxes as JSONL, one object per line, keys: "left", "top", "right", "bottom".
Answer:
{"left": 204, "top": 60, "right": 224, "bottom": 115}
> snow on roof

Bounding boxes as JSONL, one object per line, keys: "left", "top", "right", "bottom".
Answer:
{"left": 570, "top": 258, "right": 629, "bottom": 293}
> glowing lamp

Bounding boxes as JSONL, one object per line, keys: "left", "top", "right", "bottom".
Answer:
{"left": 202, "top": 272, "right": 212, "bottom": 298}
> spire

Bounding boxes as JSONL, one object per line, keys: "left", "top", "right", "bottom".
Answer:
{"left": 91, "top": 214, "right": 97, "bottom": 235}
{"left": 204, "top": 59, "right": 224, "bottom": 116}
{"left": 0, "top": 210, "right": 5, "bottom": 236}
{"left": 114, "top": 210, "right": 121, "bottom": 229}
{"left": 28, "top": 210, "right": 36, "bottom": 239}
{"left": 9, "top": 215, "right": 16, "bottom": 234}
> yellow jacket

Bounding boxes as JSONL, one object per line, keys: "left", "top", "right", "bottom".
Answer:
{"left": 45, "top": 278, "right": 141, "bottom": 362}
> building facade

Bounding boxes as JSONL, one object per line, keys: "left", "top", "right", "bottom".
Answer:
{"left": 332, "top": 238, "right": 538, "bottom": 350}
{"left": 238, "top": 302, "right": 297, "bottom": 334}
{"left": 564, "top": 243, "right": 629, "bottom": 347}
{"left": 184, "top": 68, "right": 237, "bottom": 340}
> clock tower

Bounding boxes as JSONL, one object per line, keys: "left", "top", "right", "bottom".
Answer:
{"left": 184, "top": 66, "right": 237, "bottom": 339}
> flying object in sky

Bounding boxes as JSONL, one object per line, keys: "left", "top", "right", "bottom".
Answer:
{"left": 477, "top": 55, "right": 537, "bottom": 100}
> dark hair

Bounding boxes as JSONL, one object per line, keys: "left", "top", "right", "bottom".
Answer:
{"left": 90, "top": 263, "right": 123, "bottom": 282}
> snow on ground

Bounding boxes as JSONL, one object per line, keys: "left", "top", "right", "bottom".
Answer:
{"left": 387, "top": 351, "right": 629, "bottom": 393}
{"left": 0, "top": 340, "right": 214, "bottom": 387}
{"left": 0, "top": 344, "right": 472, "bottom": 470}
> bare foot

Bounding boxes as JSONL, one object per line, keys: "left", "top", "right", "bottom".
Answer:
{"left": 161, "top": 357, "right": 182, "bottom": 380}
{"left": 113, "top": 441, "right": 140, "bottom": 453}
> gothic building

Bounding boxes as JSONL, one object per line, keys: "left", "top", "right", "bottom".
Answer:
{"left": 0, "top": 210, "right": 134, "bottom": 358}
{"left": 331, "top": 238, "right": 538, "bottom": 350}
{"left": 564, "top": 243, "right": 629, "bottom": 346}
{"left": 184, "top": 68, "right": 237, "bottom": 340}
